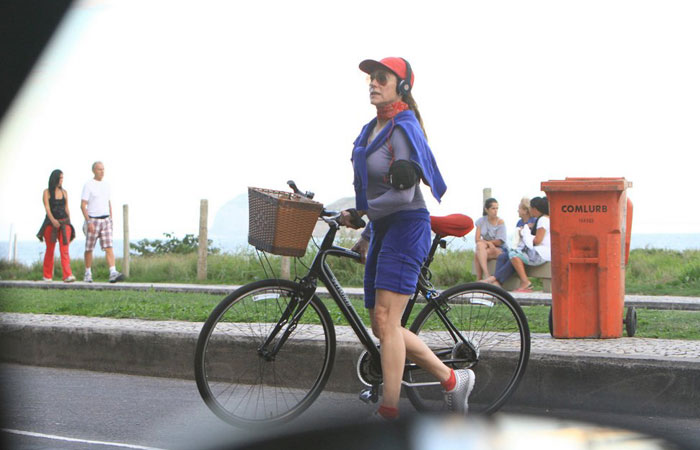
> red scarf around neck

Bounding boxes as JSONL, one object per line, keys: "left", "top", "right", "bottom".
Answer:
{"left": 377, "top": 101, "right": 409, "bottom": 121}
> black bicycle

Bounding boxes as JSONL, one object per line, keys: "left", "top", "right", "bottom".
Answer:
{"left": 194, "top": 183, "right": 530, "bottom": 426}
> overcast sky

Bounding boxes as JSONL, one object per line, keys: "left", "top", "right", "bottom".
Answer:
{"left": 1, "top": 0, "right": 699, "bottom": 242}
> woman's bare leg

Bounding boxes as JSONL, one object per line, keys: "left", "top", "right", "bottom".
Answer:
{"left": 370, "top": 289, "right": 451, "bottom": 409}
{"left": 475, "top": 241, "right": 489, "bottom": 279}
{"left": 510, "top": 257, "right": 531, "bottom": 288}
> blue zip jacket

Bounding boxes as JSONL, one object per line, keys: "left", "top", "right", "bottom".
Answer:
{"left": 351, "top": 110, "right": 447, "bottom": 211}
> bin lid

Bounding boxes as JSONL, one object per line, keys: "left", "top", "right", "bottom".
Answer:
{"left": 541, "top": 177, "right": 632, "bottom": 192}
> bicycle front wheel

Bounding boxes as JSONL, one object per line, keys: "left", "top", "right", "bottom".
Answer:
{"left": 405, "top": 282, "right": 530, "bottom": 414}
{"left": 194, "top": 279, "right": 336, "bottom": 426}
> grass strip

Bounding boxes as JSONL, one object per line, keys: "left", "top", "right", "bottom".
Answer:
{"left": 3, "top": 248, "right": 700, "bottom": 296}
{"left": 0, "top": 288, "right": 221, "bottom": 322}
{"left": 1, "top": 288, "right": 698, "bottom": 340}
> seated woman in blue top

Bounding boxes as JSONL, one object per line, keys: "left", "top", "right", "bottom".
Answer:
{"left": 515, "top": 197, "right": 537, "bottom": 231}
{"left": 339, "top": 57, "right": 474, "bottom": 420}
{"left": 474, "top": 198, "right": 507, "bottom": 280}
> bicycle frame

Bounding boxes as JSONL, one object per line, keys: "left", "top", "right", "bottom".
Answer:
{"left": 304, "top": 219, "right": 382, "bottom": 364}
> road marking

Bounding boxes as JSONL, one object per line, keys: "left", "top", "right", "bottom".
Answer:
{"left": 1, "top": 428, "right": 168, "bottom": 450}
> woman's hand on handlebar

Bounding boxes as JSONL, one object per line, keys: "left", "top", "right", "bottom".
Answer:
{"left": 339, "top": 208, "right": 366, "bottom": 229}
{"left": 351, "top": 237, "right": 369, "bottom": 264}
{"left": 337, "top": 210, "right": 354, "bottom": 228}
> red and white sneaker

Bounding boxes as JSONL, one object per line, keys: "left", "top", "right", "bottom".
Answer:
{"left": 444, "top": 369, "right": 475, "bottom": 414}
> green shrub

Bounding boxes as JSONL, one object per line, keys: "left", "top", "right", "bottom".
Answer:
{"left": 680, "top": 262, "right": 700, "bottom": 283}
{"left": 0, "top": 260, "right": 33, "bottom": 280}
{"left": 130, "top": 232, "right": 220, "bottom": 256}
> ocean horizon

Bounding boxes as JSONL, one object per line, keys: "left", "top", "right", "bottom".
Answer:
{"left": 2, "top": 233, "right": 700, "bottom": 266}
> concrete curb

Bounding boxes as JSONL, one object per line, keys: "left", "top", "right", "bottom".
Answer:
{"left": 2, "top": 280, "right": 699, "bottom": 310}
{"left": 515, "top": 353, "right": 700, "bottom": 418}
{"left": 1, "top": 314, "right": 698, "bottom": 419}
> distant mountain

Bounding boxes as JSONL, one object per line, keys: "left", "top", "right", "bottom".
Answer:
{"left": 210, "top": 194, "right": 363, "bottom": 241}
{"left": 210, "top": 193, "right": 248, "bottom": 239}
{"left": 324, "top": 197, "right": 356, "bottom": 211}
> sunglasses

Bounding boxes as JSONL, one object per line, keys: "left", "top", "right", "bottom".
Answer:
{"left": 367, "top": 70, "right": 391, "bottom": 86}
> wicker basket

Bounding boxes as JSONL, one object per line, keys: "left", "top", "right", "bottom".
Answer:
{"left": 248, "top": 187, "right": 323, "bottom": 257}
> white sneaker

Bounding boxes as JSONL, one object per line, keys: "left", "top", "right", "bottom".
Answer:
{"left": 84, "top": 272, "right": 93, "bottom": 283}
{"left": 42, "top": 277, "right": 52, "bottom": 282}
{"left": 444, "top": 369, "right": 475, "bottom": 414}
{"left": 109, "top": 271, "right": 124, "bottom": 283}
{"left": 63, "top": 275, "right": 76, "bottom": 283}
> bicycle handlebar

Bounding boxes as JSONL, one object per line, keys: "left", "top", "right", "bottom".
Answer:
{"left": 321, "top": 209, "right": 366, "bottom": 229}
{"left": 287, "top": 180, "right": 366, "bottom": 228}
{"left": 321, "top": 209, "right": 339, "bottom": 217}
{"left": 287, "top": 180, "right": 314, "bottom": 200}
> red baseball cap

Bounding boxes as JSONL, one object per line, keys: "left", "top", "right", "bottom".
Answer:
{"left": 359, "top": 57, "right": 414, "bottom": 87}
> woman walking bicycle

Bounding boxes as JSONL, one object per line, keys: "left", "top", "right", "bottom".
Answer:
{"left": 341, "top": 57, "right": 474, "bottom": 420}
{"left": 194, "top": 60, "right": 530, "bottom": 428}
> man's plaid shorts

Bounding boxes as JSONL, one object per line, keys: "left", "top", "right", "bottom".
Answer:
{"left": 85, "top": 217, "right": 113, "bottom": 251}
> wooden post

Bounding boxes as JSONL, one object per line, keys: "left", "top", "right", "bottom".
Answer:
{"left": 281, "top": 256, "right": 291, "bottom": 279}
{"left": 123, "top": 204, "right": 130, "bottom": 277}
{"left": 197, "top": 199, "right": 208, "bottom": 281}
{"left": 483, "top": 188, "right": 492, "bottom": 202}
{"left": 12, "top": 233, "right": 17, "bottom": 263}
{"left": 7, "top": 224, "right": 13, "bottom": 260}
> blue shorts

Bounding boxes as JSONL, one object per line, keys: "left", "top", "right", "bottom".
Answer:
{"left": 363, "top": 209, "right": 431, "bottom": 308}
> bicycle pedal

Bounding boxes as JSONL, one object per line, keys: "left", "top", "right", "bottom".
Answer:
{"left": 358, "top": 388, "right": 378, "bottom": 404}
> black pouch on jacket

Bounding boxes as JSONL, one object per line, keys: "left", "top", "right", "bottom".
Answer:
{"left": 387, "top": 160, "right": 421, "bottom": 190}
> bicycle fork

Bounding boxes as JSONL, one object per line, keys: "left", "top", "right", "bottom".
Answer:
{"left": 257, "top": 290, "right": 314, "bottom": 361}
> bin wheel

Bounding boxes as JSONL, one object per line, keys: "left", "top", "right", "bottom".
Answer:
{"left": 624, "top": 306, "right": 637, "bottom": 337}
{"left": 548, "top": 307, "right": 553, "bottom": 337}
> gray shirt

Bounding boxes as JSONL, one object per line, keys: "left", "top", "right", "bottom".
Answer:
{"left": 365, "top": 125, "right": 426, "bottom": 221}
{"left": 475, "top": 216, "right": 507, "bottom": 245}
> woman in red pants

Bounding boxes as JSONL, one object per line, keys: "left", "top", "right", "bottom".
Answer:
{"left": 37, "top": 169, "right": 76, "bottom": 282}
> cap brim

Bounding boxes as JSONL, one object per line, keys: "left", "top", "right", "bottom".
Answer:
{"left": 359, "top": 59, "right": 394, "bottom": 76}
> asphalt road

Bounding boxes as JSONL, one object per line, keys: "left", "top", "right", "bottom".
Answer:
{"left": 1, "top": 364, "right": 698, "bottom": 450}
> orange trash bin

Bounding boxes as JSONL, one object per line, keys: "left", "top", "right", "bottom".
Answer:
{"left": 541, "top": 177, "right": 634, "bottom": 339}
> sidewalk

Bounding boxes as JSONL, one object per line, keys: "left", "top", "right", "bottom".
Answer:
{"left": 1, "top": 280, "right": 699, "bottom": 418}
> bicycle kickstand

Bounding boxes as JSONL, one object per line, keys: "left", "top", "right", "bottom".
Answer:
{"left": 358, "top": 385, "right": 379, "bottom": 404}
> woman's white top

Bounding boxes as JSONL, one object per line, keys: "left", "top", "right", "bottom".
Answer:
{"left": 519, "top": 215, "right": 551, "bottom": 262}
{"left": 534, "top": 216, "right": 551, "bottom": 261}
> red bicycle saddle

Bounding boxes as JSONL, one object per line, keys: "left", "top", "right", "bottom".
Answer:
{"left": 430, "top": 214, "right": 474, "bottom": 238}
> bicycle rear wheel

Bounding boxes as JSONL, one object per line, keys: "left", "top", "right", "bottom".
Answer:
{"left": 194, "top": 279, "right": 336, "bottom": 426}
{"left": 405, "top": 282, "right": 530, "bottom": 414}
